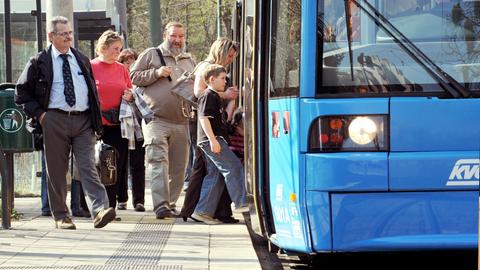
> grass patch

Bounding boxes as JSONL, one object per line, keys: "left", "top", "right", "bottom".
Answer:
{"left": 0, "top": 208, "right": 24, "bottom": 220}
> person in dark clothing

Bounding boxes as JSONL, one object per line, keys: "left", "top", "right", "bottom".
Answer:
{"left": 15, "top": 16, "right": 115, "bottom": 230}
{"left": 228, "top": 108, "right": 244, "bottom": 163}
{"left": 117, "top": 48, "right": 145, "bottom": 212}
{"left": 180, "top": 38, "right": 240, "bottom": 223}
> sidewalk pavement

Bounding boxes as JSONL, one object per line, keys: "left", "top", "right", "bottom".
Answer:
{"left": 0, "top": 189, "right": 262, "bottom": 270}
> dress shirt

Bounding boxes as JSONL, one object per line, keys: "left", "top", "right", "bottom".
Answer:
{"left": 48, "top": 45, "right": 89, "bottom": 112}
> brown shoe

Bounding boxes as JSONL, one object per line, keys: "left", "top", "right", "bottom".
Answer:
{"left": 55, "top": 217, "right": 76, "bottom": 230}
{"left": 94, "top": 207, "right": 116, "bottom": 228}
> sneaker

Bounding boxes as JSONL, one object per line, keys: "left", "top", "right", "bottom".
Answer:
{"left": 234, "top": 205, "right": 249, "bottom": 213}
{"left": 191, "top": 212, "right": 221, "bottom": 225}
{"left": 117, "top": 202, "right": 127, "bottom": 210}
{"left": 41, "top": 211, "right": 52, "bottom": 217}
{"left": 134, "top": 203, "right": 145, "bottom": 212}
{"left": 94, "top": 207, "right": 116, "bottom": 228}
{"left": 55, "top": 217, "right": 76, "bottom": 230}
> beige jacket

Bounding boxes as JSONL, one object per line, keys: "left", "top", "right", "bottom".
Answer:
{"left": 130, "top": 44, "right": 195, "bottom": 124}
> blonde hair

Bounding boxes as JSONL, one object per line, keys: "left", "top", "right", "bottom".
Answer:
{"left": 95, "top": 30, "right": 123, "bottom": 55}
{"left": 205, "top": 37, "right": 239, "bottom": 65}
{"left": 202, "top": 64, "right": 227, "bottom": 84}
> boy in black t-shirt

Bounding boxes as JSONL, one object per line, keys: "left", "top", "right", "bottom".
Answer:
{"left": 192, "top": 64, "right": 248, "bottom": 225}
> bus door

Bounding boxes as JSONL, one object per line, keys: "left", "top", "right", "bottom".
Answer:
{"left": 264, "top": 0, "right": 313, "bottom": 253}
{"left": 236, "top": 0, "right": 269, "bottom": 238}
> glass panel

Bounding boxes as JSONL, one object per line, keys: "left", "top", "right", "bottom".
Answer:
{"left": 12, "top": 3, "right": 38, "bottom": 83}
{"left": 269, "top": 0, "right": 301, "bottom": 98}
{"left": 243, "top": 0, "right": 255, "bottom": 194}
{"left": 78, "top": 40, "right": 94, "bottom": 59}
{"left": 0, "top": 4, "right": 5, "bottom": 83}
{"left": 319, "top": 0, "right": 480, "bottom": 94}
{"left": 2, "top": 2, "right": 43, "bottom": 196}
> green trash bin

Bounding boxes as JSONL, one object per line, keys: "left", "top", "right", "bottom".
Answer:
{"left": 0, "top": 83, "right": 34, "bottom": 152}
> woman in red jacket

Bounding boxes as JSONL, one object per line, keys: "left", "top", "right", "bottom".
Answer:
{"left": 91, "top": 30, "right": 133, "bottom": 212}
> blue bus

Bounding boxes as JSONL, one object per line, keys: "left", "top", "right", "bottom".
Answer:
{"left": 231, "top": 0, "right": 479, "bottom": 253}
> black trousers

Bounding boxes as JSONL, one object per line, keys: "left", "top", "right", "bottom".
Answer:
{"left": 101, "top": 125, "right": 129, "bottom": 208}
{"left": 129, "top": 139, "right": 145, "bottom": 206}
{"left": 180, "top": 120, "right": 232, "bottom": 219}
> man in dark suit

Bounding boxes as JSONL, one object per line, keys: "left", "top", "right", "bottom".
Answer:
{"left": 15, "top": 16, "right": 115, "bottom": 229}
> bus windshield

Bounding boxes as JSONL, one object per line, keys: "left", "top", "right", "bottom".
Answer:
{"left": 320, "top": 0, "right": 480, "bottom": 95}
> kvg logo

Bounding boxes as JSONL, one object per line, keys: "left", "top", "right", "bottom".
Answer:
{"left": 446, "top": 159, "right": 479, "bottom": 186}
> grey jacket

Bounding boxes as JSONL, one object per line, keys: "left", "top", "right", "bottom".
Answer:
{"left": 130, "top": 44, "right": 195, "bottom": 124}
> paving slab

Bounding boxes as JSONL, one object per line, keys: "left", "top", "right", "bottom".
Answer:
{"left": 0, "top": 190, "right": 261, "bottom": 270}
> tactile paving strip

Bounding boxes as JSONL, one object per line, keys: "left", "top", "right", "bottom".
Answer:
{"left": 105, "top": 222, "right": 174, "bottom": 266}
{"left": 77, "top": 265, "right": 181, "bottom": 270}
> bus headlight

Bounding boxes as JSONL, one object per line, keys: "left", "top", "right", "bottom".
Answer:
{"left": 308, "top": 115, "right": 388, "bottom": 152}
{"left": 348, "top": 117, "right": 377, "bottom": 145}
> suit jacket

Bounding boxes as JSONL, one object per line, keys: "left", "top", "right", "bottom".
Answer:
{"left": 14, "top": 45, "right": 103, "bottom": 136}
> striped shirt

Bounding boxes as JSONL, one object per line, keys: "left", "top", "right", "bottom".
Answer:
{"left": 228, "top": 131, "right": 244, "bottom": 164}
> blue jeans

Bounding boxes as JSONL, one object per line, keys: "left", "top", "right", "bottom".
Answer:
{"left": 41, "top": 151, "right": 50, "bottom": 214}
{"left": 194, "top": 137, "right": 247, "bottom": 216}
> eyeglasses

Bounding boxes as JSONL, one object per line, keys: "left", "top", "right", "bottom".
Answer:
{"left": 54, "top": 31, "right": 73, "bottom": 37}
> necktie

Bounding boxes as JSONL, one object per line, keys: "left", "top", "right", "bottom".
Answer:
{"left": 60, "top": 54, "right": 76, "bottom": 107}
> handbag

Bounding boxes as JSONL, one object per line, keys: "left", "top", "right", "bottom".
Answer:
{"left": 94, "top": 141, "right": 118, "bottom": 186}
{"left": 170, "top": 70, "right": 198, "bottom": 107}
{"left": 101, "top": 108, "right": 120, "bottom": 125}
{"left": 170, "top": 61, "right": 209, "bottom": 108}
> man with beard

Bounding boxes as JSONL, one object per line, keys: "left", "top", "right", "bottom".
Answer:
{"left": 130, "top": 22, "right": 195, "bottom": 219}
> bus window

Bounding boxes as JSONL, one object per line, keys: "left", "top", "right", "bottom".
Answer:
{"left": 269, "top": 0, "right": 301, "bottom": 98}
{"left": 378, "top": 0, "right": 479, "bottom": 42}
{"left": 318, "top": 0, "right": 480, "bottom": 95}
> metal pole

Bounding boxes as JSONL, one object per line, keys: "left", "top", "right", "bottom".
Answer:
{"left": 217, "top": 0, "right": 222, "bottom": 38}
{"left": 35, "top": 0, "right": 43, "bottom": 52}
{"left": 1, "top": 151, "right": 13, "bottom": 229}
{"left": 90, "top": 40, "right": 95, "bottom": 59}
{"left": 4, "top": 0, "right": 12, "bottom": 82}
{"left": 46, "top": 0, "right": 74, "bottom": 46}
{"left": 116, "top": 0, "right": 128, "bottom": 43}
{"left": 185, "top": 0, "right": 188, "bottom": 50}
{"left": 148, "top": 0, "right": 162, "bottom": 46}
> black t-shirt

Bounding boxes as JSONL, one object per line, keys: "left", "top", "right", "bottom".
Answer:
{"left": 197, "top": 88, "right": 228, "bottom": 144}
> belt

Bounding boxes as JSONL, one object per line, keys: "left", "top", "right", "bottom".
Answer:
{"left": 49, "top": 109, "right": 89, "bottom": 116}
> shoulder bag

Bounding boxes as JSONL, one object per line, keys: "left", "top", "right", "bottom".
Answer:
{"left": 169, "top": 61, "right": 209, "bottom": 108}
{"left": 94, "top": 140, "right": 118, "bottom": 186}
